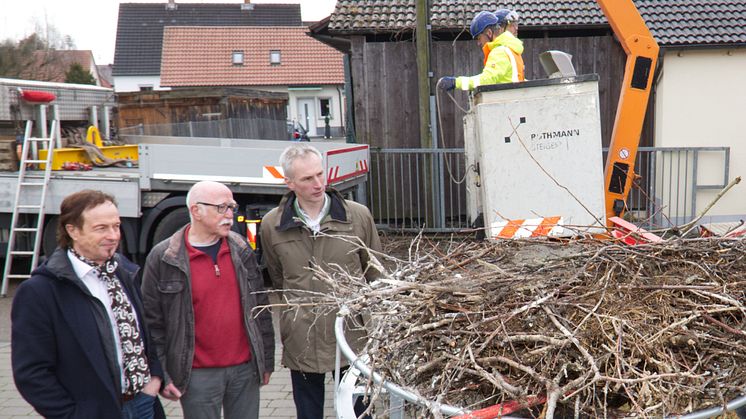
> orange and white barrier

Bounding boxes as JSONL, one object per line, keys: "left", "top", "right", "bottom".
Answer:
{"left": 490, "top": 216, "right": 565, "bottom": 239}
{"left": 608, "top": 216, "right": 662, "bottom": 245}
{"left": 263, "top": 166, "right": 284, "bottom": 180}
{"left": 238, "top": 215, "right": 261, "bottom": 250}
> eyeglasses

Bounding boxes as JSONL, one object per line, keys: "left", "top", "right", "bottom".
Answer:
{"left": 197, "top": 202, "right": 239, "bottom": 214}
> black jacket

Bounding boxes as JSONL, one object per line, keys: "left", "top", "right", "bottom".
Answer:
{"left": 11, "top": 248, "right": 165, "bottom": 419}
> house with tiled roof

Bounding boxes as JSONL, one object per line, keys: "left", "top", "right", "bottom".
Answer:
{"left": 20, "top": 50, "right": 103, "bottom": 86}
{"left": 312, "top": 0, "right": 746, "bottom": 223}
{"left": 112, "top": 1, "right": 302, "bottom": 92}
{"left": 159, "top": 26, "right": 346, "bottom": 137}
{"left": 97, "top": 64, "right": 113, "bottom": 89}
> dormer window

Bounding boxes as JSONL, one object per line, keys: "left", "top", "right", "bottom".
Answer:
{"left": 270, "top": 50, "right": 281, "bottom": 65}
{"left": 232, "top": 51, "right": 244, "bottom": 65}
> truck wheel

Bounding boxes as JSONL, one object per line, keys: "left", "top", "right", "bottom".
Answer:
{"left": 152, "top": 208, "right": 190, "bottom": 247}
{"left": 42, "top": 216, "right": 60, "bottom": 258}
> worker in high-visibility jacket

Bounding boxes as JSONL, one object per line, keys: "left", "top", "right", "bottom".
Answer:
{"left": 439, "top": 10, "right": 525, "bottom": 91}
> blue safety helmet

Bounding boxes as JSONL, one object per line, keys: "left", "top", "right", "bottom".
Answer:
{"left": 494, "top": 9, "right": 520, "bottom": 27}
{"left": 469, "top": 11, "right": 499, "bottom": 38}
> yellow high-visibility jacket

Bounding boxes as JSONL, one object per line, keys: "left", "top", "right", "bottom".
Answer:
{"left": 455, "top": 31, "right": 525, "bottom": 90}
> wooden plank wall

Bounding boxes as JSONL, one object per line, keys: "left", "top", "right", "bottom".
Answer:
{"left": 350, "top": 34, "right": 644, "bottom": 150}
{"left": 116, "top": 93, "right": 287, "bottom": 139}
{"left": 351, "top": 33, "right": 658, "bottom": 225}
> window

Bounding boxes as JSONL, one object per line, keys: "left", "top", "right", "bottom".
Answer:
{"left": 139, "top": 85, "right": 153, "bottom": 91}
{"left": 270, "top": 50, "right": 281, "bottom": 65}
{"left": 319, "top": 98, "right": 331, "bottom": 118}
{"left": 232, "top": 51, "right": 244, "bottom": 65}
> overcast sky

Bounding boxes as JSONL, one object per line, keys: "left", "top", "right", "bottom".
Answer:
{"left": 2, "top": 0, "right": 337, "bottom": 65}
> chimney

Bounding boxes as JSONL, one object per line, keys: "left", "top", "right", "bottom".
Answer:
{"left": 166, "top": 0, "right": 177, "bottom": 11}
{"left": 241, "top": 0, "right": 254, "bottom": 11}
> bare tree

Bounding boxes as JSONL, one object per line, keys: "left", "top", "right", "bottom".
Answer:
{"left": 0, "top": 20, "right": 78, "bottom": 81}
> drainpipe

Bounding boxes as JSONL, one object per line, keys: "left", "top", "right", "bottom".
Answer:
{"left": 343, "top": 54, "right": 356, "bottom": 143}
{"left": 336, "top": 85, "right": 345, "bottom": 138}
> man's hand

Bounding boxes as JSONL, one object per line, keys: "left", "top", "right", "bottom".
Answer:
{"left": 142, "top": 376, "right": 162, "bottom": 397}
{"left": 438, "top": 76, "right": 456, "bottom": 91}
{"left": 262, "top": 372, "right": 272, "bottom": 386}
{"left": 159, "top": 382, "right": 182, "bottom": 401}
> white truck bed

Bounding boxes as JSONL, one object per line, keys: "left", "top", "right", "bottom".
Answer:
{"left": 0, "top": 136, "right": 370, "bottom": 218}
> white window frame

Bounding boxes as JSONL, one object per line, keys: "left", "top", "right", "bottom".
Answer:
{"left": 270, "top": 50, "right": 281, "bottom": 65}
{"left": 318, "top": 97, "right": 333, "bottom": 119}
{"left": 232, "top": 51, "right": 244, "bottom": 65}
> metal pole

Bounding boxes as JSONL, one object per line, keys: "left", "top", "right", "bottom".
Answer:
{"left": 34, "top": 104, "right": 47, "bottom": 159}
{"left": 344, "top": 51, "right": 356, "bottom": 143}
{"left": 89, "top": 106, "right": 99, "bottom": 130}
{"left": 51, "top": 104, "right": 62, "bottom": 149}
{"left": 334, "top": 306, "right": 466, "bottom": 416}
{"left": 431, "top": 96, "right": 445, "bottom": 228}
{"left": 101, "top": 105, "right": 111, "bottom": 141}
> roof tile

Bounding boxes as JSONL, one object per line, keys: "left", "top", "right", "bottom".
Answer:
{"left": 114, "top": 3, "right": 303, "bottom": 76}
{"left": 327, "top": 0, "right": 746, "bottom": 46}
{"left": 160, "top": 26, "right": 344, "bottom": 87}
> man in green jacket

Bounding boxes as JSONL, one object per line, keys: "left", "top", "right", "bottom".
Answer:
{"left": 439, "top": 9, "right": 525, "bottom": 91}
{"left": 261, "top": 144, "right": 381, "bottom": 419}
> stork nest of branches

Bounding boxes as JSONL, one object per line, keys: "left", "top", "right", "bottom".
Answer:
{"left": 316, "top": 236, "right": 746, "bottom": 418}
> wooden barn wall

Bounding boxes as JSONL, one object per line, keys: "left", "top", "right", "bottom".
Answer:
{"left": 116, "top": 94, "right": 287, "bottom": 137}
{"left": 349, "top": 34, "right": 654, "bottom": 150}
{"left": 350, "top": 33, "right": 658, "bottom": 224}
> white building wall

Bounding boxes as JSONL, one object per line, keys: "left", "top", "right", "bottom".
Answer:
{"left": 654, "top": 48, "right": 746, "bottom": 222}
{"left": 113, "top": 75, "right": 170, "bottom": 92}
{"left": 258, "top": 85, "right": 345, "bottom": 137}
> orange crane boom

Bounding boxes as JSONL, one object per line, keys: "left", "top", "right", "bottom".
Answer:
{"left": 597, "top": 0, "right": 659, "bottom": 221}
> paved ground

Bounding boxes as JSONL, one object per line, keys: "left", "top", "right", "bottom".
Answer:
{"left": 0, "top": 278, "right": 337, "bottom": 419}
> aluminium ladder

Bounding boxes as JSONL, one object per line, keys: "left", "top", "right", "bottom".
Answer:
{"left": 1, "top": 120, "right": 57, "bottom": 297}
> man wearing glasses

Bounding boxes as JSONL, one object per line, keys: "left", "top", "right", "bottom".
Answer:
{"left": 140, "top": 181, "right": 275, "bottom": 419}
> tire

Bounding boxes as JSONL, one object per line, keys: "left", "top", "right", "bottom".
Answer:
{"left": 152, "top": 208, "right": 190, "bottom": 248}
{"left": 42, "top": 215, "right": 60, "bottom": 258}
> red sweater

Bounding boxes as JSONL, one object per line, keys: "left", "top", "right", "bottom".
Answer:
{"left": 186, "top": 230, "right": 251, "bottom": 368}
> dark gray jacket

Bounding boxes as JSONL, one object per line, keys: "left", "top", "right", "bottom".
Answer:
{"left": 141, "top": 226, "right": 274, "bottom": 392}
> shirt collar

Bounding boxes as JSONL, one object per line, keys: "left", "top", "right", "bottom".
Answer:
{"left": 67, "top": 249, "right": 98, "bottom": 279}
{"left": 294, "top": 193, "right": 330, "bottom": 232}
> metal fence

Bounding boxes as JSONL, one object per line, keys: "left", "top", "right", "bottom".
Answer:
{"left": 368, "top": 148, "right": 470, "bottom": 232}
{"left": 368, "top": 147, "right": 731, "bottom": 232}
{"left": 626, "top": 146, "right": 730, "bottom": 230}
{"left": 119, "top": 117, "right": 287, "bottom": 140}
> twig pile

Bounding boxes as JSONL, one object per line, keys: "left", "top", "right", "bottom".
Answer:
{"left": 320, "top": 237, "right": 746, "bottom": 418}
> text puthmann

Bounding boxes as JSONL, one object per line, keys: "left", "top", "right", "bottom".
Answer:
{"left": 531, "top": 129, "right": 581, "bottom": 140}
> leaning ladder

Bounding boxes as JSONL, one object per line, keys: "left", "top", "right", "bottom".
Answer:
{"left": 1, "top": 120, "right": 57, "bottom": 297}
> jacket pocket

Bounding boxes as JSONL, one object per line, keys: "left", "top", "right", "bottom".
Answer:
{"left": 156, "top": 280, "right": 184, "bottom": 294}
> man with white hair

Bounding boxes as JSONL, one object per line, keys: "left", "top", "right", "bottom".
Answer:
{"left": 141, "top": 181, "right": 274, "bottom": 419}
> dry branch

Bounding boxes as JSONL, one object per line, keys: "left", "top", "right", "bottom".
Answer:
{"left": 314, "top": 237, "right": 746, "bottom": 418}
